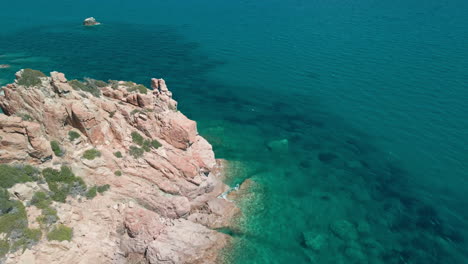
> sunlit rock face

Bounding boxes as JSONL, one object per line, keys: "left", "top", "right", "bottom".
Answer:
{"left": 0, "top": 70, "right": 239, "bottom": 264}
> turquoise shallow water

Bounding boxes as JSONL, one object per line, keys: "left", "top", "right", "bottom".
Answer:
{"left": 1, "top": 0, "right": 468, "bottom": 263}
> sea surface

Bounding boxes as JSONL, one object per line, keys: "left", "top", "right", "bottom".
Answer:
{"left": 1, "top": 0, "right": 467, "bottom": 263}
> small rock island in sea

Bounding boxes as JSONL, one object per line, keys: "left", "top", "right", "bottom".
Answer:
{"left": 0, "top": 69, "right": 239, "bottom": 263}
{"left": 83, "top": 17, "right": 101, "bottom": 26}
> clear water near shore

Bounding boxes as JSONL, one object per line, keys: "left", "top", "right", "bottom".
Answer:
{"left": 1, "top": 0, "right": 468, "bottom": 263}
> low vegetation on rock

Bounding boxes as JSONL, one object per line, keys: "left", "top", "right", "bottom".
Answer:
{"left": 17, "top": 69, "right": 46, "bottom": 87}
{"left": 31, "top": 191, "right": 58, "bottom": 227}
{"left": 0, "top": 164, "right": 98, "bottom": 257}
{"left": 85, "top": 186, "right": 97, "bottom": 199}
{"left": 114, "top": 151, "right": 123, "bottom": 158}
{"left": 97, "top": 184, "right": 110, "bottom": 193}
{"left": 131, "top": 131, "right": 162, "bottom": 152}
{"left": 150, "top": 139, "right": 162, "bottom": 149}
{"left": 0, "top": 240, "right": 9, "bottom": 258}
{"left": 108, "top": 80, "right": 119, "bottom": 90}
{"left": 0, "top": 199, "right": 42, "bottom": 257}
{"left": 42, "top": 166, "right": 87, "bottom": 202}
{"left": 130, "top": 109, "right": 143, "bottom": 115}
{"left": 50, "top": 140, "right": 64, "bottom": 157}
{"left": 129, "top": 145, "right": 144, "bottom": 159}
{"left": 86, "top": 184, "right": 110, "bottom": 199}
{"left": 68, "top": 130, "right": 81, "bottom": 141}
{"left": 114, "top": 170, "right": 122, "bottom": 176}
{"left": 84, "top": 78, "right": 107, "bottom": 88}
{"left": 120, "top": 81, "right": 148, "bottom": 94}
{"left": 0, "top": 164, "right": 39, "bottom": 189}
{"left": 17, "top": 112, "right": 34, "bottom": 121}
{"left": 0, "top": 189, "right": 13, "bottom": 216}
{"left": 47, "top": 224, "right": 73, "bottom": 242}
{"left": 0, "top": 165, "right": 43, "bottom": 256}
{"left": 127, "top": 84, "right": 148, "bottom": 94}
{"left": 82, "top": 148, "right": 101, "bottom": 160}
{"left": 131, "top": 131, "right": 145, "bottom": 145}
{"left": 68, "top": 79, "right": 103, "bottom": 97}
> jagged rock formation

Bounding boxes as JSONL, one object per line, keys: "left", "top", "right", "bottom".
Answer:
{"left": 0, "top": 69, "right": 239, "bottom": 264}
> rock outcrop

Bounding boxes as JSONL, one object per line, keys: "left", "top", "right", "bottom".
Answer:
{"left": 0, "top": 70, "right": 239, "bottom": 264}
{"left": 83, "top": 17, "right": 101, "bottom": 26}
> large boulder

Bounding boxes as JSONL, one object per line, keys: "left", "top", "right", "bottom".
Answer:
{"left": 0, "top": 115, "right": 52, "bottom": 162}
{"left": 145, "top": 219, "right": 229, "bottom": 264}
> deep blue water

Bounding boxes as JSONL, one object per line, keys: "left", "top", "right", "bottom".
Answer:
{"left": 1, "top": 0, "right": 467, "bottom": 263}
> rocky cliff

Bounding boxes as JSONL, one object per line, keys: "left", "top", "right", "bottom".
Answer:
{"left": 0, "top": 69, "right": 239, "bottom": 264}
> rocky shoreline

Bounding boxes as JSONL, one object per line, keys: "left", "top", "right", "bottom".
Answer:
{"left": 0, "top": 69, "right": 239, "bottom": 263}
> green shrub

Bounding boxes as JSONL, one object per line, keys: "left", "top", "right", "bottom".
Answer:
{"left": 17, "top": 69, "right": 46, "bottom": 87}
{"left": 24, "top": 228, "right": 42, "bottom": 242}
{"left": 123, "top": 81, "right": 148, "bottom": 94}
{"left": 109, "top": 111, "right": 116, "bottom": 118}
{"left": 0, "top": 188, "right": 14, "bottom": 216}
{"left": 129, "top": 131, "right": 161, "bottom": 152}
{"left": 82, "top": 148, "right": 101, "bottom": 160}
{"left": 31, "top": 191, "right": 51, "bottom": 209}
{"left": 85, "top": 186, "right": 97, "bottom": 199}
{"left": 68, "top": 131, "right": 80, "bottom": 141}
{"left": 42, "top": 166, "right": 87, "bottom": 202}
{"left": 47, "top": 225, "right": 72, "bottom": 242}
{"left": 114, "top": 170, "right": 122, "bottom": 176}
{"left": 69, "top": 79, "right": 101, "bottom": 97}
{"left": 108, "top": 80, "right": 119, "bottom": 90}
{"left": 36, "top": 206, "right": 58, "bottom": 227}
{"left": 142, "top": 140, "right": 151, "bottom": 152}
{"left": 97, "top": 184, "right": 110, "bottom": 194}
{"left": 10, "top": 227, "right": 42, "bottom": 252}
{"left": 131, "top": 132, "right": 144, "bottom": 146}
{"left": 0, "top": 192, "right": 43, "bottom": 255}
{"left": 129, "top": 145, "right": 144, "bottom": 159}
{"left": 50, "top": 140, "right": 63, "bottom": 157}
{"left": 68, "top": 79, "right": 86, "bottom": 89}
{"left": 127, "top": 84, "right": 148, "bottom": 94}
{"left": 119, "top": 81, "right": 131, "bottom": 87}
{"left": 17, "top": 113, "right": 33, "bottom": 121}
{"left": 85, "top": 78, "right": 107, "bottom": 88}
{"left": 0, "top": 200, "right": 28, "bottom": 234}
{"left": 130, "top": 109, "right": 143, "bottom": 115}
{"left": 0, "top": 239, "right": 9, "bottom": 257}
{"left": 151, "top": 139, "right": 162, "bottom": 149}
{"left": 114, "top": 151, "right": 123, "bottom": 158}
{"left": 43, "top": 166, "right": 78, "bottom": 184}
{"left": 0, "top": 164, "right": 39, "bottom": 189}
{"left": 31, "top": 192, "right": 59, "bottom": 227}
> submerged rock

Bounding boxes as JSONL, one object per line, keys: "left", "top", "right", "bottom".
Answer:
{"left": 0, "top": 64, "right": 10, "bottom": 69}
{"left": 83, "top": 17, "right": 101, "bottom": 26}
{"left": 330, "top": 220, "right": 358, "bottom": 241}
{"left": 267, "top": 138, "right": 289, "bottom": 153}
{"left": 303, "top": 231, "right": 328, "bottom": 251}
{"left": 318, "top": 152, "right": 339, "bottom": 164}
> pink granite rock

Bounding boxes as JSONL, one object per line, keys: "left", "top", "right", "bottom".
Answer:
{"left": 0, "top": 70, "right": 238, "bottom": 264}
